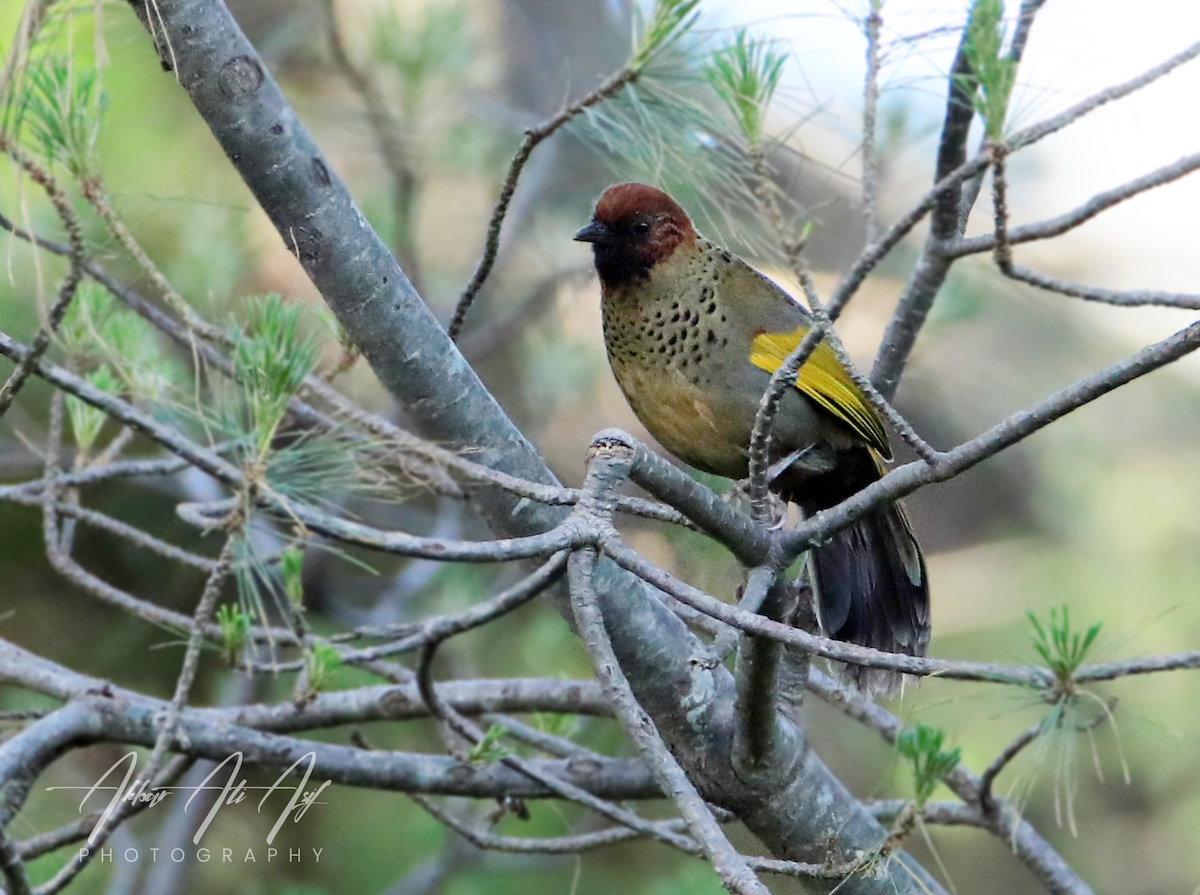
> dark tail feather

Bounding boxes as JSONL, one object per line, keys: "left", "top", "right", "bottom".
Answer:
{"left": 782, "top": 447, "right": 930, "bottom": 693}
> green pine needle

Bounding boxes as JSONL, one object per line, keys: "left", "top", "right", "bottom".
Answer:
{"left": 280, "top": 545, "right": 305, "bottom": 608}
{"left": 231, "top": 295, "right": 320, "bottom": 458}
{"left": 59, "top": 281, "right": 178, "bottom": 401}
{"left": 897, "top": 723, "right": 962, "bottom": 806}
{"left": 58, "top": 281, "right": 113, "bottom": 357}
{"left": 631, "top": 0, "right": 702, "bottom": 73}
{"left": 704, "top": 29, "right": 787, "bottom": 149}
{"left": 963, "top": 0, "right": 1016, "bottom": 140}
{"left": 1027, "top": 604, "right": 1103, "bottom": 686}
{"left": 532, "top": 711, "right": 578, "bottom": 742}
{"left": 14, "top": 55, "right": 105, "bottom": 178}
{"left": 468, "top": 724, "right": 511, "bottom": 764}
{"left": 66, "top": 364, "right": 121, "bottom": 452}
{"left": 305, "top": 643, "right": 342, "bottom": 693}
{"left": 369, "top": 1, "right": 472, "bottom": 113}
{"left": 217, "top": 603, "right": 252, "bottom": 665}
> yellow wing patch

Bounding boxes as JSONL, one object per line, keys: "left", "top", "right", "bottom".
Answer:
{"left": 749, "top": 326, "right": 890, "bottom": 458}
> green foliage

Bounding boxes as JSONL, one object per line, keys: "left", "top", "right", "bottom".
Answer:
{"left": 280, "top": 545, "right": 305, "bottom": 608}
{"left": 963, "top": 0, "right": 1017, "bottom": 140}
{"left": 468, "top": 723, "right": 511, "bottom": 764}
{"left": 575, "top": 9, "right": 804, "bottom": 264}
{"left": 369, "top": 2, "right": 472, "bottom": 114}
{"left": 575, "top": 76, "right": 771, "bottom": 254}
{"left": 59, "top": 280, "right": 179, "bottom": 401}
{"left": 1027, "top": 604, "right": 1103, "bottom": 685}
{"left": 10, "top": 55, "right": 106, "bottom": 177}
{"left": 58, "top": 280, "right": 112, "bottom": 357}
{"left": 232, "top": 533, "right": 369, "bottom": 644}
{"left": 305, "top": 643, "right": 342, "bottom": 693}
{"left": 231, "top": 295, "right": 320, "bottom": 458}
{"left": 897, "top": 723, "right": 961, "bottom": 806}
{"left": 65, "top": 364, "right": 120, "bottom": 452}
{"left": 215, "top": 298, "right": 399, "bottom": 636}
{"left": 631, "top": 0, "right": 702, "bottom": 72}
{"left": 232, "top": 532, "right": 278, "bottom": 639}
{"left": 704, "top": 29, "right": 787, "bottom": 149}
{"left": 261, "top": 429, "right": 399, "bottom": 510}
{"left": 532, "top": 711, "right": 578, "bottom": 742}
{"left": 217, "top": 603, "right": 251, "bottom": 665}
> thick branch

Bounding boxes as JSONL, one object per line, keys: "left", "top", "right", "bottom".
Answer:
{"left": 0, "top": 693, "right": 656, "bottom": 802}
{"left": 126, "top": 0, "right": 566, "bottom": 550}
{"left": 120, "top": 1, "right": 945, "bottom": 883}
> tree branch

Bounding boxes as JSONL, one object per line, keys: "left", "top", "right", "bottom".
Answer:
{"left": 0, "top": 137, "right": 86, "bottom": 418}
{"left": 448, "top": 65, "right": 640, "bottom": 340}
{"left": 0, "top": 692, "right": 659, "bottom": 803}
{"left": 943, "top": 151, "right": 1200, "bottom": 262}
{"left": 571, "top": 446, "right": 770, "bottom": 894}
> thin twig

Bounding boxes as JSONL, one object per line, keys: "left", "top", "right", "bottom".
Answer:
{"left": 1, "top": 455, "right": 202, "bottom": 490}
{"left": 861, "top": 0, "right": 884, "bottom": 243}
{"left": 0, "top": 138, "right": 86, "bottom": 418}
{"left": 569, "top": 550, "right": 769, "bottom": 895}
{"left": 990, "top": 142, "right": 1012, "bottom": 272}
{"left": 0, "top": 827, "right": 33, "bottom": 895}
{"left": 745, "top": 320, "right": 827, "bottom": 521}
{"left": 0, "top": 488, "right": 217, "bottom": 571}
{"left": 749, "top": 150, "right": 816, "bottom": 306}
{"left": 412, "top": 791, "right": 858, "bottom": 879}
{"left": 1075, "top": 650, "right": 1200, "bottom": 683}
{"left": 979, "top": 719, "right": 1043, "bottom": 808}
{"left": 794, "top": 316, "right": 1200, "bottom": 560}
{"left": 413, "top": 641, "right": 694, "bottom": 852}
{"left": 448, "top": 65, "right": 641, "bottom": 340}
{"left": 336, "top": 552, "right": 568, "bottom": 663}
{"left": 942, "top": 151, "right": 1200, "bottom": 261}
{"left": 477, "top": 713, "right": 595, "bottom": 760}
{"left": 811, "top": 318, "right": 940, "bottom": 463}
{"left": 411, "top": 793, "right": 684, "bottom": 854}
{"left": 1001, "top": 265, "right": 1200, "bottom": 310}
{"left": 1008, "top": 39, "right": 1200, "bottom": 155}
{"left": 603, "top": 533, "right": 1049, "bottom": 686}
{"left": 825, "top": 150, "right": 991, "bottom": 321}
{"left": 78, "top": 174, "right": 220, "bottom": 344}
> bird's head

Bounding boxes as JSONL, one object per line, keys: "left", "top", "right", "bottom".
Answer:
{"left": 574, "top": 183, "right": 696, "bottom": 287}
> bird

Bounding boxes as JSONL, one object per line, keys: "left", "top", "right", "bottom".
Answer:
{"left": 574, "top": 182, "right": 928, "bottom": 685}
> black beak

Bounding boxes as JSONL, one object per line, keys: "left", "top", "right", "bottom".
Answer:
{"left": 573, "top": 220, "right": 613, "bottom": 245}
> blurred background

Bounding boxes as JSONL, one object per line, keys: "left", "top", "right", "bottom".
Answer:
{"left": 2, "top": 1, "right": 1199, "bottom": 893}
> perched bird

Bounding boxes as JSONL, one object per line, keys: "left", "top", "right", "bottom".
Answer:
{"left": 575, "top": 183, "right": 929, "bottom": 679}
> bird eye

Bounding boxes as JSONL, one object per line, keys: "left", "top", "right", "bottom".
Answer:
{"left": 632, "top": 220, "right": 651, "bottom": 236}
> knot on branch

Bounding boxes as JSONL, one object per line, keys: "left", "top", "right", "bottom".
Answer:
{"left": 585, "top": 429, "right": 639, "bottom": 467}
{"left": 578, "top": 430, "right": 637, "bottom": 523}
